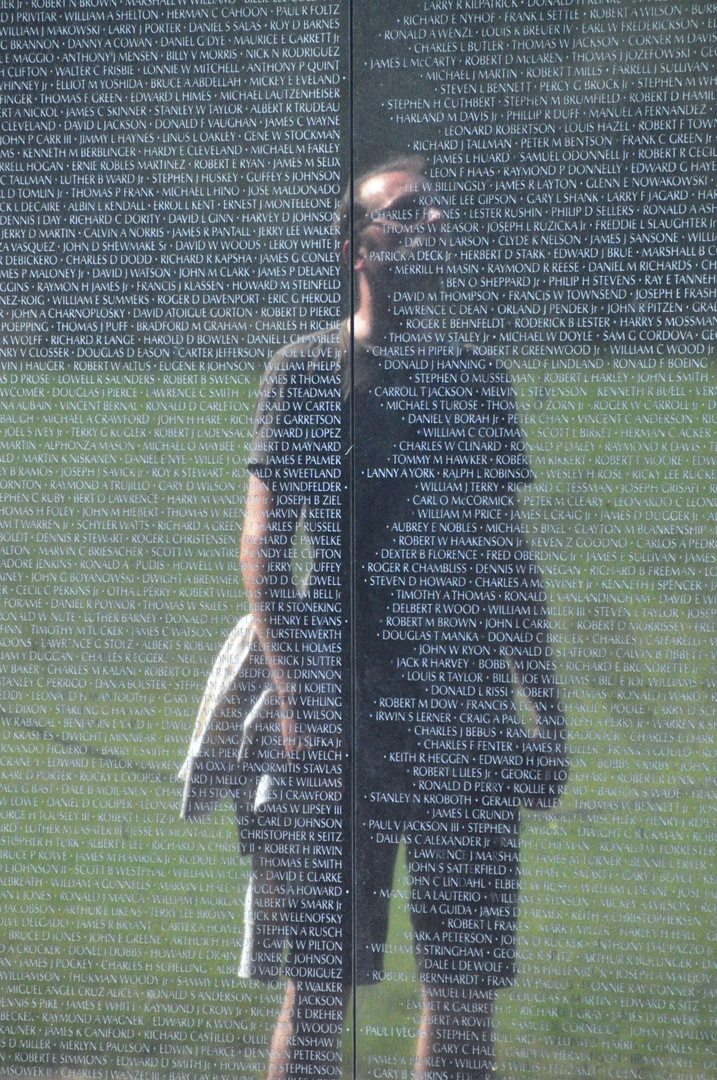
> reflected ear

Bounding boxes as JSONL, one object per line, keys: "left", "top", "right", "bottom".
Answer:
{"left": 343, "top": 237, "right": 366, "bottom": 272}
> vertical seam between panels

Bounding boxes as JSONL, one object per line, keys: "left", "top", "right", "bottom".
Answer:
{"left": 348, "top": 0, "right": 356, "bottom": 1074}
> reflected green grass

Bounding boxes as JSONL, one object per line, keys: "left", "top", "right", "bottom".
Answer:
{"left": 0, "top": 356, "right": 715, "bottom": 1079}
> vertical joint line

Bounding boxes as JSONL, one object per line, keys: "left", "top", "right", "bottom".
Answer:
{"left": 347, "top": 0, "right": 357, "bottom": 1072}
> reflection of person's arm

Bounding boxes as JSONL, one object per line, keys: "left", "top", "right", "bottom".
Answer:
{"left": 502, "top": 497, "right": 564, "bottom": 725}
{"left": 501, "top": 496, "right": 568, "bottom": 802}
{"left": 507, "top": 501, "right": 561, "bottom": 721}
{"left": 240, "top": 473, "right": 304, "bottom": 756}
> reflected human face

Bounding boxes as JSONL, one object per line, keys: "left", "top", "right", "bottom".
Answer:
{"left": 354, "top": 170, "right": 447, "bottom": 279}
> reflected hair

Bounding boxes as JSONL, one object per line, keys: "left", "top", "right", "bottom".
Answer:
{"left": 335, "top": 154, "right": 427, "bottom": 254}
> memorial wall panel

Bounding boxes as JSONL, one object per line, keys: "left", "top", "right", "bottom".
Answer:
{"left": 0, "top": 2, "right": 714, "bottom": 1079}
